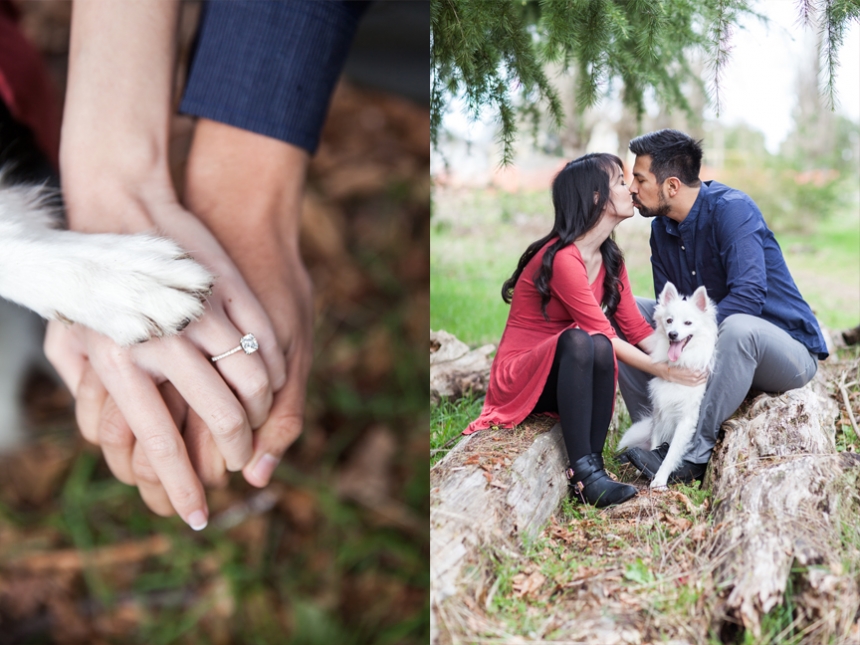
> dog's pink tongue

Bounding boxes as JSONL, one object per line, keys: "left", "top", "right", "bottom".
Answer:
{"left": 668, "top": 341, "right": 684, "bottom": 362}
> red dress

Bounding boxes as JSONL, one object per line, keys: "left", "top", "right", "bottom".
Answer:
{"left": 0, "top": 1, "right": 61, "bottom": 168}
{"left": 465, "top": 240, "right": 653, "bottom": 434}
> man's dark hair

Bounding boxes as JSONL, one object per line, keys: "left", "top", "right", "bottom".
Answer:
{"left": 629, "top": 129, "right": 703, "bottom": 187}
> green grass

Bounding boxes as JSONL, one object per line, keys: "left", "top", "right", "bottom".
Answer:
{"left": 780, "top": 206, "right": 860, "bottom": 330}
{"left": 430, "top": 189, "right": 552, "bottom": 346}
{"left": 430, "top": 395, "right": 484, "bottom": 466}
{"left": 429, "top": 248, "right": 509, "bottom": 346}
{"left": 40, "top": 447, "right": 428, "bottom": 645}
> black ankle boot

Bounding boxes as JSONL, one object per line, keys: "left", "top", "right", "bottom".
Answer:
{"left": 567, "top": 453, "right": 637, "bottom": 508}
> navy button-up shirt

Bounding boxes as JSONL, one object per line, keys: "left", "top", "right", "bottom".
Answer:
{"left": 650, "top": 181, "right": 828, "bottom": 359}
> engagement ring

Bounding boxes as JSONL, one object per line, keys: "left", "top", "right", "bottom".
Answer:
{"left": 211, "top": 333, "right": 259, "bottom": 362}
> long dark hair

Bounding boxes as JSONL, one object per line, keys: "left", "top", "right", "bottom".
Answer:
{"left": 501, "top": 153, "right": 625, "bottom": 319}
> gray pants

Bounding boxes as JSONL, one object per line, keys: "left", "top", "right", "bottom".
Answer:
{"left": 616, "top": 298, "right": 819, "bottom": 464}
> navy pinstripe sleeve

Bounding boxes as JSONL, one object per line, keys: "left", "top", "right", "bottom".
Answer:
{"left": 180, "top": 0, "right": 370, "bottom": 154}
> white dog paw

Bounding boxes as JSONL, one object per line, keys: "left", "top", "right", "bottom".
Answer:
{"left": 650, "top": 474, "right": 669, "bottom": 490}
{"left": 52, "top": 233, "right": 215, "bottom": 346}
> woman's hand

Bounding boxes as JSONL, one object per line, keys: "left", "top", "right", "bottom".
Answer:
{"left": 59, "top": 358, "right": 233, "bottom": 517}
{"left": 44, "top": 193, "right": 286, "bottom": 528}
{"left": 657, "top": 363, "right": 709, "bottom": 387}
{"left": 47, "top": 0, "right": 292, "bottom": 527}
{"left": 612, "top": 336, "right": 708, "bottom": 387}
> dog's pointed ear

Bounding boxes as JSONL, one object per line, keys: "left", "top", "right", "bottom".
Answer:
{"left": 692, "top": 286, "right": 709, "bottom": 312}
{"left": 658, "top": 282, "right": 679, "bottom": 305}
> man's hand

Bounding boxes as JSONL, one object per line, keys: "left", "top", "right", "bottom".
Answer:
{"left": 183, "top": 119, "right": 314, "bottom": 489}
{"left": 659, "top": 363, "right": 709, "bottom": 387}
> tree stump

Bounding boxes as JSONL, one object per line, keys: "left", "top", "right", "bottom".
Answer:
{"left": 430, "top": 329, "right": 494, "bottom": 404}
{"left": 430, "top": 419, "right": 566, "bottom": 644}
{"left": 706, "top": 373, "right": 859, "bottom": 641}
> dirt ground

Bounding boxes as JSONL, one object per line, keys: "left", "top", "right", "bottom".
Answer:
{"left": 0, "top": 4, "right": 429, "bottom": 644}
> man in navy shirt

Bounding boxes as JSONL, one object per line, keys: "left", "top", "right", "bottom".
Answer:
{"left": 619, "top": 129, "right": 827, "bottom": 483}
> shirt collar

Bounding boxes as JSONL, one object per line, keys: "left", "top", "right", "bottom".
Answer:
{"left": 678, "top": 180, "right": 710, "bottom": 231}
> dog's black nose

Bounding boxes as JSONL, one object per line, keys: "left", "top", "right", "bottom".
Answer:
{"left": 668, "top": 331, "right": 678, "bottom": 341}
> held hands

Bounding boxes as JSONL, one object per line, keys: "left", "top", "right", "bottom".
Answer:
{"left": 52, "top": 0, "right": 312, "bottom": 529}
{"left": 46, "top": 122, "right": 315, "bottom": 529}
{"left": 44, "top": 192, "right": 293, "bottom": 529}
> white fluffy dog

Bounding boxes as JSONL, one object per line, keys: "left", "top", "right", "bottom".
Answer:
{"left": 618, "top": 282, "right": 718, "bottom": 488}
{"left": 0, "top": 177, "right": 213, "bottom": 346}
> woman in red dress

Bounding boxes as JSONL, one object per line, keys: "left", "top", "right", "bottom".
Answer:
{"left": 466, "top": 153, "right": 706, "bottom": 507}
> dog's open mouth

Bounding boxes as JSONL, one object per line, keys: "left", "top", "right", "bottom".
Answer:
{"left": 668, "top": 335, "right": 692, "bottom": 362}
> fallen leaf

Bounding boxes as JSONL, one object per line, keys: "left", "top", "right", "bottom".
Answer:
{"left": 663, "top": 515, "right": 693, "bottom": 535}
{"left": 512, "top": 571, "right": 546, "bottom": 599}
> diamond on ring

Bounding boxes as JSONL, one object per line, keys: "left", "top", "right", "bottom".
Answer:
{"left": 240, "top": 333, "right": 259, "bottom": 354}
{"left": 211, "top": 333, "right": 259, "bottom": 362}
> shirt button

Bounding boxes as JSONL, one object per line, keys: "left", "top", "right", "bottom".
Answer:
{"left": 692, "top": 271, "right": 696, "bottom": 275}
{"left": 681, "top": 246, "right": 685, "bottom": 250}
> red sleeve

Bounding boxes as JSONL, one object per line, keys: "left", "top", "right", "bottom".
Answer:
{"left": 614, "top": 263, "right": 654, "bottom": 345}
{"left": 549, "top": 248, "right": 617, "bottom": 339}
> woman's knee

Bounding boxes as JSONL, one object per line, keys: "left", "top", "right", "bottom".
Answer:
{"left": 557, "top": 328, "right": 593, "bottom": 363}
{"left": 591, "top": 333, "right": 614, "bottom": 369}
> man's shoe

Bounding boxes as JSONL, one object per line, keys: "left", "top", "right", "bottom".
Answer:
{"left": 616, "top": 441, "right": 668, "bottom": 465}
{"left": 567, "top": 453, "right": 637, "bottom": 508}
{"left": 668, "top": 460, "right": 707, "bottom": 484}
{"left": 624, "top": 443, "right": 670, "bottom": 479}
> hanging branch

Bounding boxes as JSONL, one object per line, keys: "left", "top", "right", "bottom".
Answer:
{"left": 708, "top": 0, "right": 734, "bottom": 117}
{"left": 430, "top": 0, "right": 857, "bottom": 163}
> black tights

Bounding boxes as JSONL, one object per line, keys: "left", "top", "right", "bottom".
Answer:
{"left": 532, "top": 329, "right": 616, "bottom": 464}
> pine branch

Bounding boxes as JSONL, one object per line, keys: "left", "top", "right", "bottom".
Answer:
{"left": 708, "top": 0, "right": 735, "bottom": 117}
{"left": 429, "top": 0, "right": 857, "bottom": 163}
{"left": 819, "top": 0, "right": 860, "bottom": 111}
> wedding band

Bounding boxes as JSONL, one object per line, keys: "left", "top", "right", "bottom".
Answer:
{"left": 211, "top": 333, "right": 259, "bottom": 362}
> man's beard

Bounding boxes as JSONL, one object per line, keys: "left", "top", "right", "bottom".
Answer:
{"left": 633, "top": 192, "right": 670, "bottom": 219}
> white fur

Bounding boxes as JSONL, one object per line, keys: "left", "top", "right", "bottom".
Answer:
{"left": 0, "top": 178, "right": 214, "bottom": 346}
{"left": 618, "top": 282, "right": 718, "bottom": 488}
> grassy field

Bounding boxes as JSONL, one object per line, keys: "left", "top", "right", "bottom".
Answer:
{"left": 431, "top": 186, "right": 859, "bottom": 349}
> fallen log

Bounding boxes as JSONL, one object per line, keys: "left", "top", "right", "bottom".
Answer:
{"left": 430, "top": 329, "right": 494, "bottom": 404}
{"left": 706, "top": 372, "right": 859, "bottom": 642}
{"left": 430, "top": 417, "right": 565, "bottom": 644}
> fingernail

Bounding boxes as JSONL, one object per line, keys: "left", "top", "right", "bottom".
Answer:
{"left": 188, "top": 510, "right": 208, "bottom": 531}
{"left": 250, "top": 453, "right": 279, "bottom": 485}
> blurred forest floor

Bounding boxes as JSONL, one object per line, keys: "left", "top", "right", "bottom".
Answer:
{"left": 0, "top": 3, "right": 429, "bottom": 644}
